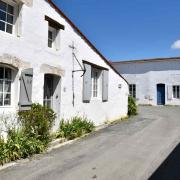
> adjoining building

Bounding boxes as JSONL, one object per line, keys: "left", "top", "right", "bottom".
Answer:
{"left": 0, "top": 0, "right": 128, "bottom": 129}
{"left": 112, "top": 57, "right": 180, "bottom": 106}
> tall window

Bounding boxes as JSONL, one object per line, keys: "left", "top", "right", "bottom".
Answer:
{"left": 0, "top": 66, "right": 12, "bottom": 106}
{"left": 173, "top": 86, "right": 180, "bottom": 99}
{"left": 0, "top": 0, "right": 14, "bottom": 34}
{"left": 129, "top": 84, "right": 136, "bottom": 98}
{"left": 48, "top": 27, "right": 54, "bottom": 48}
{"left": 48, "top": 26, "right": 60, "bottom": 50}
{"left": 92, "top": 68, "right": 101, "bottom": 98}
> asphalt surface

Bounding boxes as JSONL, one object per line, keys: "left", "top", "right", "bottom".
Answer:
{"left": 1, "top": 106, "right": 180, "bottom": 180}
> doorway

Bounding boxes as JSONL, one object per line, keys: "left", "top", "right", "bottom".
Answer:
{"left": 157, "top": 84, "right": 165, "bottom": 105}
{"left": 43, "top": 74, "right": 61, "bottom": 118}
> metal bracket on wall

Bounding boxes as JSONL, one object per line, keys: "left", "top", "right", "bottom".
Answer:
{"left": 72, "top": 52, "right": 86, "bottom": 77}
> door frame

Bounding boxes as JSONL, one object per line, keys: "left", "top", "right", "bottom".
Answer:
{"left": 43, "top": 74, "right": 61, "bottom": 118}
{"left": 157, "top": 83, "right": 165, "bottom": 105}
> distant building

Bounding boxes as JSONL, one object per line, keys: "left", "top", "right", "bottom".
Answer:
{"left": 112, "top": 57, "right": 180, "bottom": 106}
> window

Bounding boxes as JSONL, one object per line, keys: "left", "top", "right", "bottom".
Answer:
{"left": 48, "top": 29, "right": 53, "bottom": 48}
{"left": 45, "top": 16, "right": 65, "bottom": 50}
{"left": 48, "top": 25, "right": 60, "bottom": 50}
{"left": 129, "top": 84, "right": 136, "bottom": 98}
{"left": 91, "top": 68, "right": 101, "bottom": 98}
{"left": 0, "top": 66, "right": 12, "bottom": 106}
{"left": 173, "top": 86, "right": 180, "bottom": 99}
{"left": 0, "top": 0, "right": 14, "bottom": 34}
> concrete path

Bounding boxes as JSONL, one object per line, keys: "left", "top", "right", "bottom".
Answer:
{"left": 0, "top": 106, "right": 180, "bottom": 180}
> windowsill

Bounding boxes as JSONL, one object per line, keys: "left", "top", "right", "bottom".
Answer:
{"left": 0, "top": 30, "right": 18, "bottom": 39}
{"left": 0, "top": 106, "right": 13, "bottom": 109}
{"left": 91, "top": 97, "right": 102, "bottom": 101}
{"left": 45, "top": 47, "right": 61, "bottom": 55}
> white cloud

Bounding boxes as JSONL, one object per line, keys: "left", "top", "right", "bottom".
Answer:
{"left": 171, "top": 40, "right": 180, "bottom": 49}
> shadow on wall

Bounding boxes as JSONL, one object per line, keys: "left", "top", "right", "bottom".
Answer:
{"left": 149, "top": 143, "right": 180, "bottom": 180}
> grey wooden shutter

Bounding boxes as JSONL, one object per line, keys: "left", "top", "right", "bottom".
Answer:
{"left": 16, "top": 4, "right": 23, "bottom": 37}
{"left": 19, "top": 68, "right": 33, "bottom": 111}
{"left": 102, "top": 70, "right": 109, "bottom": 102}
{"left": 167, "top": 85, "right": 172, "bottom": 100}
{"left": 83, "top": 63, "right": 92, "bottom": 102}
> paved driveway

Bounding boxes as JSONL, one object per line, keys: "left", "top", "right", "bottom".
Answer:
{"left": 1, "top": 106, "right": 180, "bottom": 180}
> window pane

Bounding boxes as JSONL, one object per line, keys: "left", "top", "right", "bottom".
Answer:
{"left": 177, "top": 86, "right": 179, "bottom": 98}
{"left": 48, "top": 39, "right": 52, "bottom": 48}
{"left": 4, "top": 93, "right": 10, "bottom": 106}
{"left": 7, "top": 4, "right": 13, "bottom": 15}
{"left": 0, "top": 1, "right": 6, "bottom": 11}
{"left": 4, "top": 81, "right": 11, "bottom": 93}
{"left": 48, "top": 31, "right": 53, "bottom": 40}
{"left": 7, "top": 14, "right": 13, "bottom": 24}
{"left": 0, "top": 67, "right": 3, "bottom": 79}
{"left": 5, "top": 68, "right": 11, "bottom": 80}
{"left": 6, "top": 23, "right": 12, "bottom": 34}
{"left": 0, "top": 20, "right": 5, "bottom": 31}
{"left": 0, "top": 93, "right": 3, "bottom": 106}
{"left": 0, "top": 10, "right": 6, "bottom": 21}
{"left": 0, "top": 80, "right": 3, "bottom": 92}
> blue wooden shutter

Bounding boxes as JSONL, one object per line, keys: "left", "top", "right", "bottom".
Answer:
{"left": 102, "top": 70, "right": 109, "bottom": 102}
{"left": 19, "top": 68, "right": 33, "bottom": 111}
{"left": 83, "top": 63, "right": 92, "bottom": 102}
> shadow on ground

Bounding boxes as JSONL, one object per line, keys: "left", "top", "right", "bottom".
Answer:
{"left": 149, "top": 143, "right": 180, "bottom": 180}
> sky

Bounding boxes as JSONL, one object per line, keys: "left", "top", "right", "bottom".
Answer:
{"left": 52, "top": 0, "right": 180, "bottom": 61}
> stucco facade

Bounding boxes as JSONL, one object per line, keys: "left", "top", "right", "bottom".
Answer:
{"left": 112, "top": 58, "right": 180, "bottom": 106}
{"left": 0, "top": 0, "right": 128, "bottom": 129}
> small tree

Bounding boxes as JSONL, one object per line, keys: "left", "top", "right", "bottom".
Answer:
{"left": 128, "top": 96, "right": 137, "bottom": 116}
{"left": 18, "top": 104, "right": 56, "bottom": 145}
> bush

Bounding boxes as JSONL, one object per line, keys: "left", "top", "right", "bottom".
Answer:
{"left": 0, "top": 128, "right": 45, "bottom": 165}
{"left": 59, "top": 116, "right": 95, "bottom": 140}
{"left": 18, "top": 104, "right": 56, "bottom": 145}
{"left": 128, "top": 96, "right": 137, "bottom": 116}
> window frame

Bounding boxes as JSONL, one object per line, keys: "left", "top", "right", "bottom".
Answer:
{"left": 129, "top": 84, "right": 136, "bottom": 99}
{"left": 0, "top": 0, "right": 16, "bottom": 35}
{"left": 91, "top": 68, "right": 102, "bottom": 99}
{"left": 173, "top": 85, "right": 180, "bottom": 99}
{"left": 48, "top": 26, "right": 58, "bottom": 49}
{"left": 0, "top": 66, "right": 12, "bottom": 107}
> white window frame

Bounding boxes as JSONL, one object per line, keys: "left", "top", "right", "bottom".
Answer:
{"left": 0, "top": 66, "right": 12, "bottom": 107}
{"left": 173, "top": 85, "right": 180, "bottom": 99}
{"left": 91, "top": 68, "right": 102, "bottom": 99}
{"left": 129, "top": 84, "right": 136, "bottom": 99}
{"left": 0, "top": 0, "right": 17, "bottom": 35}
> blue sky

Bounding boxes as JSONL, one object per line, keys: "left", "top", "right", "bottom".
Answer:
{"left": 52, "top": 0, "right": 180, "bottom": 61}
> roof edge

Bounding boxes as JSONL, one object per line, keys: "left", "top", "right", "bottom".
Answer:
{"left": 46, "top": 0, "right": 128, "bottom": 84}
{"left": 112, "top": 57, "right": 180, "bottom": 64}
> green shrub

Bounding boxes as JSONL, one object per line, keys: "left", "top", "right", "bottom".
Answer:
{"left": 128, "top": 96, "right": 137, "bottom": 116}
{"left": 18, "top": 103, "right": 56, "bottom": 145}
{"left": 0, "top": 128, "right": 45, "bottom": 165}
{"left": 59, "top": 116, "right": 95, "bottom": 140}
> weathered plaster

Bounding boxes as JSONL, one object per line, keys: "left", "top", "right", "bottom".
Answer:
{"left": 0, "top": 54, "right": 30, "bottom": 69}
{"left": 40, "top": 64, "right": 65, "bottom": 76}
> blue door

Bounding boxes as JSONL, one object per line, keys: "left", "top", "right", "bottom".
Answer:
{"left": 157, "top": 84, "right": 165, "bottom": 105}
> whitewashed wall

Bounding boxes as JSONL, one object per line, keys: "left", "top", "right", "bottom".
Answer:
{"left": 0, "top": 0, "right": 128, "bottom": 129}
{"left": 113, "top": 59, "right": 180, "bottom": 105}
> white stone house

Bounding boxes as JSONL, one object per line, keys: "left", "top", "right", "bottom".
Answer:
{"left": 112, "top": 57, "right": 180, "bottom": 106}
{"left": 0, "top": 0, "right": 128, "bottom": 129}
